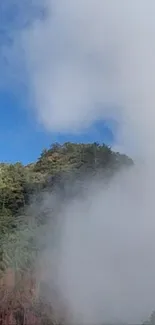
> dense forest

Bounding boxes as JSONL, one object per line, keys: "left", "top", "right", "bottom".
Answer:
{"left": 0, "top": 142, "right": 153, "bottom": 325}
{"left": 0, "top": 142, "right": 133, "bottom": 235}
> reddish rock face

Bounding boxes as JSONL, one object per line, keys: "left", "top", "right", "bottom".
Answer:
{"left": 0, "top": 268, "right": 41, "bottom": 325}
{"left": 0, "top": 267, "right": 69, "bottom": 325}
{"left": 0, "top": 307, "right": 42, "bottom": 325}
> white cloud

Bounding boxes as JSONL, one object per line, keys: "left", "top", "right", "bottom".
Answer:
{"left": 20, "top": 0, "right": 155, "bottom": 155}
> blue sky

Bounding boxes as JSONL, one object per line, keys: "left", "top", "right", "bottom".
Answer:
{"left": 0, "top": 88, "right": 115, "bottom": 164}
{"left": 0, "top": 1, "right": 116, "bottom": 165}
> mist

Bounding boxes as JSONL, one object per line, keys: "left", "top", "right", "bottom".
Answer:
{"left": 3, "top": 0, "right": 155, "bottom": 324}
{"left": 33, "top": 164, "right": 155, "bottom": 325}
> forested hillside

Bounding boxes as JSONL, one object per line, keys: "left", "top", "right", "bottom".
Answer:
{"left": 0, "top": 142, "right": 133, "bottom": 283}
{"left": 0, "top": 142, "right": 155, "bottom": 325}
{"left": 0, "top": 142, "right": 133, "bottom": 221}
{"left": 0, "top": 142, "right": 139, "bottom": 325}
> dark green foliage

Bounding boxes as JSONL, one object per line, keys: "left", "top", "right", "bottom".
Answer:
{"left": 34, "top": 142, "right": 133, "bottom": 175}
